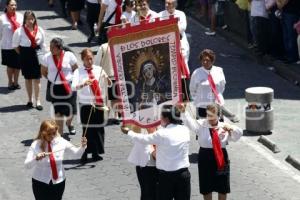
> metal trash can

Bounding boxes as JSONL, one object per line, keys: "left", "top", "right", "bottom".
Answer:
{"left": 245, "top": 87, "right": 274, "bottom": 133}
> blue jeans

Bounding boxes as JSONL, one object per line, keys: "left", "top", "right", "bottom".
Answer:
{"left": 281, "top": 12, "right": 299, "bottom": 62}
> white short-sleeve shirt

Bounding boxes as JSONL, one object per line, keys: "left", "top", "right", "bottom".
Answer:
{"left": 102, "top": 0, "right": 117, "bottom": 24}
{"left": 41, "top": 51, "right": 77, "bottom": 83}
{"left": 121, "top": 10, "right": 137, "bottom": 24}
{"left": 12, "top": 26, "right": 46, "bottom": 50}
{"left": 0, "top": 12, "right": 23, "bottom": 50}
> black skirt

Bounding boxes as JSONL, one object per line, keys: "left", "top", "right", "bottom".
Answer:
{"left": 198, "top": 147, "right": 230, "bottom": 195}
{"left": 1, "top": 49, "right": 21, "bottom": 69}
{"left": 19, "top": 46, "right": 41, "bottom": 79}
{"left": 50, "top": 82, "right": 77, "bottom": 116}
{"left": 80, "top": 104, "right": 105, "bottom": 154}
{"left": 68, "top": 0, "right": 85, "bottom": 11}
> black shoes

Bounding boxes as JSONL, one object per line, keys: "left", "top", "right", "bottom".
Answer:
{"left": 36, "top": 105, "right": 43, "bottom": 111}
{"left": 87, "top": 35, "right": 94, "bottom": 43}
{"left": 26, "top": 102, "right": 33, "bottom": 109}
{"left": 92, "top": 153, "right": 103, "bottom": 162}
{"left": 80, "top": 152, "right": 88, "bottom": 164}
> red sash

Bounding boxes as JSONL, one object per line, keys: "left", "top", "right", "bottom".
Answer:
{"left": 6, "top": 12, "right": 20, "bottom": 32}
{"left": 140, "top": 14, "right": 152, "bottom": 23}
{"left": 115, "top": 0, "right": 122, "bottom": 24}
{"left": 210, "top": 128, "right": 225, "bottom": 170}
{"left": 207, "top": 72, "right": 221, "bottom": 104}
{"left": 179, "top": 53, "right": 190, "bottom": 79}
{"left": 86, "top": 68, "right": 104, "bottom": 106}
{"left": 48, "top": 142, "right": 58, "bottom": 180}
{"left": 23, "top": 25, "right": 38, "bottom": 48}
{"left": 53, "top": 51, "right": 72, "bottom": 94}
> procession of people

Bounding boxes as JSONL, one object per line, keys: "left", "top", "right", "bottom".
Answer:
{"left": 0, "top": 0, "right": 245, "bottom": 199}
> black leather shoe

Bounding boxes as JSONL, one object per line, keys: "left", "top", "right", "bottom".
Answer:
{"left": 92, "top": 154, "right": 103, "bottom": 161}
{"left": 67, "top": 125, "right": 76, "bottom": 135}
{"left": 26, "top": 102, "right": 33, "bottom": 108}
{"left": 36, "top": 105, "right": 43, "bottom": 111}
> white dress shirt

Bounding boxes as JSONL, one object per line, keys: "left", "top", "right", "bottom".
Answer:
{"left": 41, "top": 51, "right": 77, "bottom": 83}
{"left": 132, "top": 10, "right": 159, "bottom": 25}
{"left": 121, "top": 10, "right": 137, "bottom": 24}
{"left": 127, "top": 129, "right": 156, "bottom": 167}
{"left": 24, "top": 136, "right": 86, "bottom": 184}
{"left": 72, "top": 65, "right": 111, "bottom": 105}
{"left": 0, "top": 12, "right": 23, "bottom": 50}
{"left": 250, "top": 0, "right": 269, "bottom": 18}
{"left": 102, "top": 0, "right": 117, "bottom": 24}
{"left": 12, "top": 26, "right": 46, "bottom": 50}
{"left": 94, "top": 43, "right": 114, "bottom": 79}
{"left": 181, "top": 111, "right": 243, "bottom": 148}
{"left": 128, "top": 124, "right": 190, "bottom": 171}
{"left": 189, "top": 66, "right": 226, "bottom": 108}
{"left": 159, "top": 10, "right": 190, "bottom": 65}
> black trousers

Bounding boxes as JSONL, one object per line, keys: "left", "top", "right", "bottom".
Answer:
{"left": 157, "top": 168, "right": 191, "bottom": 200}
{"left": 136, "top": 166, "right": 158, "bottom": 200}
{"left": 86, "top": 1, "right": 100, "bottom": 36}
{"left": 253, "top": 16, "right": 270, "bottom": 55}
{"left": 32, "top": 179, "right": 65, "bottom": 200}
{"left": 59, "top": 0, "right": 68, "bottom": 16}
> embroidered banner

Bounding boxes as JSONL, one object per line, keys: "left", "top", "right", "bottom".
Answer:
{"left": 108, "top": 17, "right": 182, "bottom": 128}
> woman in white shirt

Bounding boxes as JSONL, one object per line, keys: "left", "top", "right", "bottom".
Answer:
{"left": 12, "top": 11, "right": 46, "bottom": 110}
{"left": 0, "top": 0, "right": 23, "bottom": 90}
{"left": 24, "top": 119, "right": 87, "bottom": 200}
{"left": 179, "top": 104, "right": 242, "bottom": 200}
{"left": 72, "top": 48, "right": 112, "bottom": 163}
{"left": 134, "top": 0, "right": 158, "bottom": 24}
{"left": 121, "top": 0, "right": 137, "bottom": 24}
{"left": 122, "top": 105, "right": 191, "bottom": 200}
{"left": 41, "top": 38, "right": 78, "bottom": 136}
{"left": 189, "top": 49, "right": 239, "bottom": 122}
{"left": 97, "top": 0, "right": 123, "bottom": 44}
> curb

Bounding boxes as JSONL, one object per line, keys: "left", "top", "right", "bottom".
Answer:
{"left": 285, "top": 155, "right": 300, "bottom": 171}
{"left": 257, "top": 136, "right": 281, "bottom": 153}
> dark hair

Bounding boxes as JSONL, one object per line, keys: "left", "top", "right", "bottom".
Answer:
{"left": 199, "top": 49, "right": 216, "bottom": 63}
{"left": 161, "top": 105, "right": 181, "bottom": 125}
{"left": 80, "top": 48, "right": 94, "bottom": 60}
{"left": 5, "top": 0, "right": 17, "bottom": 13}
{"left": 50, "top": 37, "right": 73, "bottom": 52}
{"left": 23, "top": 10, "right": 37, "bottom": 27}
{"left": 122, "top": 0, "right": 134, "bottom": 11}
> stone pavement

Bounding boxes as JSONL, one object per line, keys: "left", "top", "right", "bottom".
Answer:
{"left": 0, "top": 0, "right": 299, "bottom": 199}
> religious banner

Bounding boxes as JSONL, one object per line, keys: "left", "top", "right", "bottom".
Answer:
{"left": 108, "top": 16, "right": 182, "bottom": 128}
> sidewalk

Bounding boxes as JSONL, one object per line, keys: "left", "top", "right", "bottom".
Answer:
{"left": 185, "top": 1, "right": 300, "bottom": 87}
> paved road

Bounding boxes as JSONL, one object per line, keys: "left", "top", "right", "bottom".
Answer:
{"left": 0, "top": 0, "right": 299, "bottom": 199}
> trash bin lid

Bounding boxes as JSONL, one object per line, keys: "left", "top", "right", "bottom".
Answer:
{"left": 245, "top": 87, "right": 274, "bottom": 103}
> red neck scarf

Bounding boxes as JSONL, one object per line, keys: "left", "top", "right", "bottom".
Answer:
{"left": 48, "top": 142, "right": 58, "bottom": 180}
{"left": 207, "top": 72, "right": 221, "bottom": 104}
{"left": 23, "top": 25, "right": 38, "bottom": 48}
{"left": 6, "top": 12, "right": 20, "bottom": 32}
{"left": 115, "top": 0, "right": 122, "bottom": 24}
{"left": 209, "top": 128, "right": 225, "bottom": 170}
{"left": 86, "top": 67, "right": 104, "bottom": 106}
{"left": 140, "top": 14, "right": 152, "bottom": 23}
{"left": 53, "top": 51, "right": 72, "bottom": 94}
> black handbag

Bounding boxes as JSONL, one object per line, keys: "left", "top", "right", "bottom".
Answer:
{"left": 98, "top": 9, "right": 117, "bottom": 44}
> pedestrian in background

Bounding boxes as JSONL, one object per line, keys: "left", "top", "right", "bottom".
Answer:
{"left": 72, "top": 48, "right": 112, "bottom": 163}
{"left": 121, "top": 0, "right": 136, "bottom": 24}
{"left": 0, "top": 0, "right": 23, "bottom": 90}
{"left": 12, "top": 10, "right": 46, "bottom": 110}
{"left": 68, "top": 0, "right": 85, "bottom": 30}
{"left": 179, "top": 103, "right": 243, "bottom": 200}
{"left": 24, "top": 119, "right": 87, "bottom": 200}
{"left": 205, "top": 0, "right": 217, "bottom": 36}
{"left": 86, "top": 0, "right": 101, "bottom": 43}
{"left": 41, "top": 38, "right": 78, "bottom": 136}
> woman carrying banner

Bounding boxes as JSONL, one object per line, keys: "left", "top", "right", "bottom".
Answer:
{"left": 97, "top": 0, "right": 123, "bottom": 44}
{"left": 0, "top": 0, "right": 23, "bottom": 90}
{"left": 178, "top": 103, "right": 242, "bottom": 200}
{"left": 72, "top": 48, "right": 112, "bottom": 163}
{"left": 122, "top": 105, "right": 191, "bottom": 200}
{"left": 24, "top": 119, "right": 87, "bottom": 200}
{"left": 41, "top": 38, "right": 78, "bottom": 136}
{"left": 159, "top": 0, "right": 190, "bottom": 101}
{"left": 189, "top": 49, "right": 239, "bottom": 122}
{"left": 12, "top": 10, "right": 46, "bottom": 110}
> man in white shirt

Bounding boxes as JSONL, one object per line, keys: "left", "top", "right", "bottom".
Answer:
{"left": 122, "top": 105, "right": 191, "bottom": 200}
